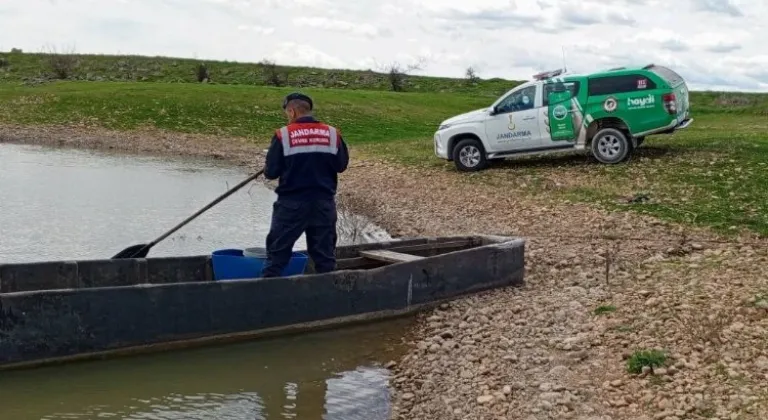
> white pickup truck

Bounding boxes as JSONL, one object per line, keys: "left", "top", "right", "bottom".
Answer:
{"left": 433, "top": 65, "right": 692, "bottom": 171}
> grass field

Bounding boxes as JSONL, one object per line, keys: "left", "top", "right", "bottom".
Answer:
{"left": 1, "top": 52, "right": 767, "bottom": 236}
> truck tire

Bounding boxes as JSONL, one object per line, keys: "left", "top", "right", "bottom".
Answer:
{"left": 591, "top": 128, "right": 631, "bottom": 164}
{"left": 453, "top": 138, "right": 488, "bottom": 172}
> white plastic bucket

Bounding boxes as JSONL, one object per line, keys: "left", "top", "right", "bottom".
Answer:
{"left": 243, "top": 247, "right": 267, "bottom": 259}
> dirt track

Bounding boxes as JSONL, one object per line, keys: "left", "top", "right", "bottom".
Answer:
{"left": 4, "top": 124, "right": 768, "bottom": 420}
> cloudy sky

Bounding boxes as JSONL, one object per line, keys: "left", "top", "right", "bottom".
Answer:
{"left": 1, "top": 0, "right": 766, "bottom": 91}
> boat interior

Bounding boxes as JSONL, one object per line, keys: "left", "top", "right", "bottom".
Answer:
{"left": 306, "top": 236, "right": 483, "bottom": 273}
{"left": 0, "top": 236, "right": 504, "bottom": 293}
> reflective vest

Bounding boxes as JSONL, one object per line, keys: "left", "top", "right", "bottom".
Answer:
{"left": 276, "top": 122, "right": 340, "bottom": 157}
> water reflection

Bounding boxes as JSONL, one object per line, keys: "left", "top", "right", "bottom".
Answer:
{"left": 0, "top": 319, "right": 414, "bottom": 420}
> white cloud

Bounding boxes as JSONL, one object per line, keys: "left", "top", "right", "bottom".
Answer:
{"left": 692, "top": 0, "right": 743, "bottom": 17}
{"left": 1, "top": 0, "right": 766, "bottom": 91}
{"left": 292, "top": 17, "right": 384, "bottom": 38}
{"left": 266, "top": 42, "right": 347, "bottom": 69}
{"left": 237, "top": 25, "right": 274, "bottom": 35}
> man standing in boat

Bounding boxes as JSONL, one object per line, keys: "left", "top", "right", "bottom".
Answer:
{"left": 261, "top": 92, "right": 350, "bottom": 277}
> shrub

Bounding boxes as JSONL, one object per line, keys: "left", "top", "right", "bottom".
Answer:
{"left": 626, "top": 349, "right": 667, "bottom": 374}
{"left": 43, "top": 46, "right": 79, "bottom": 79}
{"left": 196, "top": 63, "right": 210, "bottom": 82}
{"left": 465, "top": 66, "right": 480, "bottom": 84}
{"left": 378, "top": 56, "right": 426, "bottom": 92}
{"left": 259, "top": 59, "right": 285, "bottom": 87}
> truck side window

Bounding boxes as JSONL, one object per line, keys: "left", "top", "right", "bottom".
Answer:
{"left": 496, "top": 85, "right": 536, "bottom": 113}
{"left": 543, "top": 82, "right": 580, "bottom": 106}
{"left": 587, "top": 75, "right": 657, "bottom": 96}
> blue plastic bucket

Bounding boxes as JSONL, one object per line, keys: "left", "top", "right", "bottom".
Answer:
{"left": 211, "top": 249, "right": 308, "bottom": 281}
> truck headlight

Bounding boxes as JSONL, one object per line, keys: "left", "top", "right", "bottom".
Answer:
{"left": 438, "top": 124, "right": 452, "bottom": 131}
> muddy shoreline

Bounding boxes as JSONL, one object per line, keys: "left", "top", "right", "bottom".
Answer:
{"left": 0, "top": 123, "right": 268, "bottom": 170}
{"left": 4, "top": 123, "right": 768, "bottom": 419}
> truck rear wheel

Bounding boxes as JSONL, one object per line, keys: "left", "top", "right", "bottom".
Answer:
{"left": 591, "top": 128, "right": 631, "bottom": 164}
{"left": 453, "top": 138, "right": 488, "bottom": 172}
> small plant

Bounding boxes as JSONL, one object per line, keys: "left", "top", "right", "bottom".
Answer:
{"left": 594, "top": 305, "right": 617, "bottom": 315}
{"left": 626, "top": 349, "right": 667, "bottom": 374}
{"left": 0, "top": 56, "right": 8, "bottom": 68}
{"left": 714, "top": 363, "right": 728, "bottom": 378}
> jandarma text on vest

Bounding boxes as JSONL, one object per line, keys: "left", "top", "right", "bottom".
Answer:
{"left": 289, "top": 127, "right": 330, "bottom": 139}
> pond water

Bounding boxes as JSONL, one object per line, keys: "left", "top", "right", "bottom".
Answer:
{"left": 0, "top": 317, "right": 416, "bottom": 420}
{"left": 0, "top": 142, "right": 409, "bottom": 420}
{"left": 0, "top": 143, "right": 387, "bottom": 264}
{"left": 0, "top": 143, "right": 299, "bottom": 263}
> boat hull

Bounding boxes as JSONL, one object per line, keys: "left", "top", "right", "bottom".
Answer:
{"left": 0, "top": 235, "right": 524, "bottom": 369}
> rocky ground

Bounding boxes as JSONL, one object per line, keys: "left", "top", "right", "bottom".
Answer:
{"left": 4, "top": 125, "right": 768, "bottom": 419}
{"left": 337, "top": 161, "right": 768, "bottom": 420}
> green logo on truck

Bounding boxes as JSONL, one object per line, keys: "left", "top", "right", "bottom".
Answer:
{"left": 552, "top": 104, "right": 568, "bottom": 120}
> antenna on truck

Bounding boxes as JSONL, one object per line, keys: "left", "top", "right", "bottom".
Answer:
{"left": 532, "top": 45, "right": 569, "bottom": 81}
{"left": 561, "top": 46, "right": 567, "bottom": 73}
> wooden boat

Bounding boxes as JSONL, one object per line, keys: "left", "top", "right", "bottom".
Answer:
{"left": 0, "top": 235, "right": 525, "bottom": 370}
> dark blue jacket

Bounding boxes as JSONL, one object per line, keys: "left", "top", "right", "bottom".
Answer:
{"left": 264, "top": 116, "right": 349, "bottom": 201}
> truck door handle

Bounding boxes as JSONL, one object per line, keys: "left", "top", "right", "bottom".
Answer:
{"left": 523, "top": 116, "right": 535, "bottom": 120}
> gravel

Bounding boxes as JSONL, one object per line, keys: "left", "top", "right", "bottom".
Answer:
{"left": 337, "top": 160, "right": 768, "bottom": 419}
{"left": 4, "top": 124, "right": 768, "bottom": 419}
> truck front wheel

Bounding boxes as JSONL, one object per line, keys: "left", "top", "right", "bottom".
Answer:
{"left": 591, "top": 128, "right": 631, "bottom": 164}
{"left": 453, "top": 138, "right": 488, "bottom": 172}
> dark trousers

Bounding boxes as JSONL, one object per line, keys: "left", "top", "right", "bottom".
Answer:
{"left": 262, "top": 198, "right": 338, "bottom": 278}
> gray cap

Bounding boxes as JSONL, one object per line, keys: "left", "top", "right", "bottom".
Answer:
{"left": 282, "top": 92, "right": 313, "bottom": 110}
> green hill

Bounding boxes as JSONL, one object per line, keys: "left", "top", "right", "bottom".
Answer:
{"left": 2, "top": 50, "right": 767, "bottom": 115}
{"left": 0, "top": 50, "right": 518, "bottom": 97}
{"left": 1, "top": 50, "right": 767, "bottom": 138}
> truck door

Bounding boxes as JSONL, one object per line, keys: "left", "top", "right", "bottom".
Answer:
{"left": 485, "top": 84, "right": 542, "bottom": 152}
{"left": 544, "top": 83, "right": 576, "bottom": 143}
